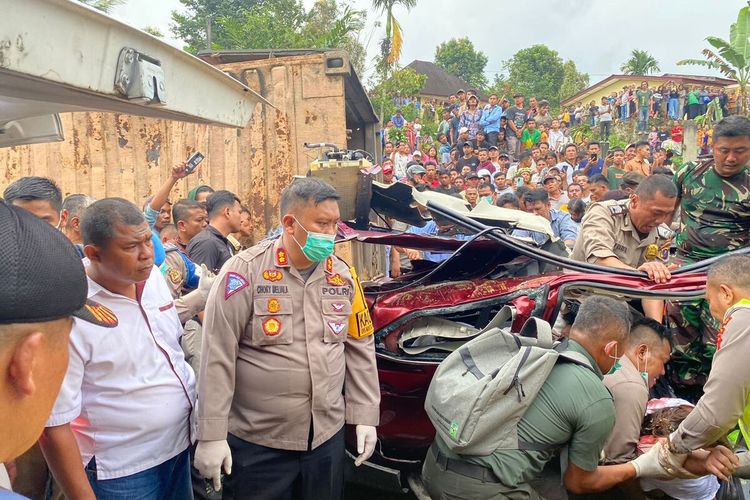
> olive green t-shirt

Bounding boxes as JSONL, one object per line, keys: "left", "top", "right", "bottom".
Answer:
{"left": 437, "top": 340, "right": 615, "bottom": 488}
{"left": 606, "top": 166, "right": 626, "bottom": 190}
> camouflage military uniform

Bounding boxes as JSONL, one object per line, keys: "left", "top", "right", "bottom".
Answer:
{"left": 668, "top": 159, "right": 750, "bottom": 389}
{"left": 674, "top": 158, "right": 750, "bottom": 262}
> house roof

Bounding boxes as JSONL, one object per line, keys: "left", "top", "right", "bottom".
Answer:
{"left": 405, "top": 60, "right": 488, "bottom": 101}
{"left": 560, "top": 73, "right": 737, "bottom": 106}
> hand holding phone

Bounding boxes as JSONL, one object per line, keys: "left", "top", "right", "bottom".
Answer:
{"left": 185, "top": 152, "right": 205, "bottom": 175}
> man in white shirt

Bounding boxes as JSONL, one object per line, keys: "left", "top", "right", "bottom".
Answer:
{"left": 554, "top": 143, "right": 579, "bottom": 188}
{"left": 41, "top": 198, "right": 196, "bottom": 500}
{"left": 0, "top": 201, "right": 116, "bottom": 495}
{"left": 392, "top": 141, "right": 411, "bottom": 179}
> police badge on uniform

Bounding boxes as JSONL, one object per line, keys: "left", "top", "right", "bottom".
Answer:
{"left": 645, "top": 244, "right": 659, "bottom": 261}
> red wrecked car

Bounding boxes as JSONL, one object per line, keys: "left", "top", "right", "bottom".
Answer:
{"left": 334, "top": 183, "right": 730, "bottom": 497}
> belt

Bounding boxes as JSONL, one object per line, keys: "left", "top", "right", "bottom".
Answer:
{"left": 429, "top": 444, "right": 501, "bottom": 484}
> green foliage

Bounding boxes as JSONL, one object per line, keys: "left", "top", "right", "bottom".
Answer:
{"left": 620, "top": 49, "right": 660, "bottom": 75}
{"left": 142, "top": 26, "right": 164, "bottom": 37}
{"left": 434, "top": 37, "right": 489, "bottom": 90}
{"left": 370, "top": 67, "right": 427, "bottom": 123}
{"left": 678, "top": 2, "right": 750, "bottom": 114}
{"left": 559, "top": 60, "right": 589, "bottom": 102}
{"left": 695, "top": 98, "right": 725, "bottom": 128}
{"left": 421, "top": 121, "right": 438, "bottom": 142}
{"left": 171, "top": 0, "right": 251, "bottom": 53}
{"left": 78, "top": 0, "right": 126, "bottom": 12}
{"left": 503, "top": 45, "right": 565, "bottom": 105}
{"left": 171, "top": 0, "right": 366, "bottom": 71}
{"left": 387, "top": 126, "right": 407, "bottom": 144}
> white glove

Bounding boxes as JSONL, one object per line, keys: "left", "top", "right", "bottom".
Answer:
{"left": 631, "top": 442, "right": 670, "bottom": 478}
{"left": 355, "top": 425, "right": 377, "bottom": 467}
{"left": 198, "top": 264, "right": 216, "bottom": 299}
{"left": 631, "top": 441, "right": 696, "bottom": 479}
{"left": 194, "top": 439, "right": 232, "bottom": 491}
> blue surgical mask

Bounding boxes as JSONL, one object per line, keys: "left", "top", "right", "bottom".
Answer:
{"left": 482, "top": 196, "right": 494, "bottom": 204}
{"left": 293, "top": 218, "right": 335, "bottom": 262}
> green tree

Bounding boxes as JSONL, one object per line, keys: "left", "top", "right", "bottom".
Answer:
{"left": 369, "top": 67, "right": 426, "bottom": 124}
{"left": 78, "top": 0, "right": 126, "bottom": 12}
{"left": 434, "top": 37, "right": 488, "bottom": 90}
{"left": 620, "top": 49, "right": 660, "bottom": 75}
{"left": 503, "top": 45, "right": 565, "bottom": 105}
{"left": 171, "top": 0, "right": 258, "bottom": 53}
{"left": 559, "top": 60, "right": 589, "bottom": 101}
{"left": 171, "top": 0, "right": 366, "bottom": 75}
{"left": 678, "top": 2, "right": 750, "bottom": 114}
{"left": 302, "top": 0, "right": 367, "bottom": 76}
{"left": 371, "top": 0, "right": 418, "bottom": 125}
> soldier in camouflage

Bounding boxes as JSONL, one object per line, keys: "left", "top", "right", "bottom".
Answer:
{"left": 669, "top": 116, "right": 750, "bottom": 389}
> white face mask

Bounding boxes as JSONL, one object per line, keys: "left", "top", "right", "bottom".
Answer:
{"left": 607, "top": 344, "right": 623, "bottom": 375}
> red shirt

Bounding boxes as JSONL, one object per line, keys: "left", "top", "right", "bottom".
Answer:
{"left": 671, "top": 126, "right": 684, "bottom": 143}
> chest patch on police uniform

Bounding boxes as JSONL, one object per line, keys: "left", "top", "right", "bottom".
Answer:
{"left": 328, "top": 321, "right": 346, "bottom": 335}
{"left": 262, "top": 317, "right": 281, "bottom": 336}
{"left": 267, "top": 298, "right": 281, "bottom": 314}
{"left": 644, "top": 244, "right": 659, "bottom": 261}
{"left": 262, "top": 269, "right": 283, "bottom": 282}
{"left": 225, "top": 272, "right": 249, "bottom": 299}
{"left": 614, "top": 243, "right": 628, "bottom": 254}
{"left": 331, "top": 302, "right": 346, "bottom": 312}
{"left": 166, "top": 267, "right": 181, "bottom": 285}
{"left": 327, "top": 274, "right": 346, "bottom": 286}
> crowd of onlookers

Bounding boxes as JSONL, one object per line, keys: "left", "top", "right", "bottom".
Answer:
{"left": 382, "top": 81, "right": 732, "bottom": 169}
{"left": 381, "top": 132, "right": 681, "bottom": 225}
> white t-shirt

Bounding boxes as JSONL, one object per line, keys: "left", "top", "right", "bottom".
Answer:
{"left": 598, "top": 104, "right": 613, "bottom": 122}
{"left": 548, "top": 129, "right": 565, "bottom": 152}
{"left": 47, "top": 266, "right": 195, "bottom": 480}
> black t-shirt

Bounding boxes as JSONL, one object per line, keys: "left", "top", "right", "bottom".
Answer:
{"left": 473, "top": 139, "right": 490, "bottom": 150}
{"left": 186, "top": 225, "right": 235, "bottom": 274}
{"left": 657, "top": 131, "right": 669, "bottom": 141}
{"left": 457, "top": 155, "right": 480, "bottom": 172}
{"left": 436, "top": 185, "right": 459, "bottom": 195}
{"left": 504, "top": 107, "right": 526, "bottom": 135}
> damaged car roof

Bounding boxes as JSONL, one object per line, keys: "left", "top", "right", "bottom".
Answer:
{"left": 370, "top": 181, "right": 555, "bottom": 240}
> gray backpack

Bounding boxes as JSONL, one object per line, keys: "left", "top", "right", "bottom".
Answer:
{"left": 424, "top": 306, "right": 592, "bottom": 456}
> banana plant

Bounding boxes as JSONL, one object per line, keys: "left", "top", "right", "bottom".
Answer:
{"left": 694, "top": 98, "right": 725, "bottom": 129}
{"left": 678, "top": 1, "right": 750, "bottom": 115}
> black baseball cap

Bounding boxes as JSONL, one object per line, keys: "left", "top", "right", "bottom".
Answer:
{"left": 0, "top": 201, "right": 117, "bottom": 327}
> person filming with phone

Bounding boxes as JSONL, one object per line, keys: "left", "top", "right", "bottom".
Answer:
{"left": 578, "top": 142, "right": 605, "bottom": 177}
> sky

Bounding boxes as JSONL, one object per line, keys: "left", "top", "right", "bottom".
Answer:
{"left": 109, "top": 0, "right": 746, "bottom": 87}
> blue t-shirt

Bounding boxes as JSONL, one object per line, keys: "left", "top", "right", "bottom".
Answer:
{"left": 577, "top": 158, "right": 605, "bottom": 177}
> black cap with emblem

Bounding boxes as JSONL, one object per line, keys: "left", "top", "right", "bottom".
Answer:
{"left": 0, "top": 200, "right": 117, "bottom": 327}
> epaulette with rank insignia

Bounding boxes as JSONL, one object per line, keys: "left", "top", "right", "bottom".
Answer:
{"left": 607, "top": 202, "right": 629, "bottom": 216}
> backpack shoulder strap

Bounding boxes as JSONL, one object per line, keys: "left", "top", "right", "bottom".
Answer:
{"left": 519, "top": 317, "right": 553, "bottom": 348}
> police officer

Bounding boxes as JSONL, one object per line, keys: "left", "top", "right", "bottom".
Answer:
{"left": 193, "top": 177, "right": 380, "bottom": 499}
{"left": 570, "top": 174, "right": 678, "bottom": 319}
{"left": 656, "top": 255, "right": 750, "bottom": 479}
